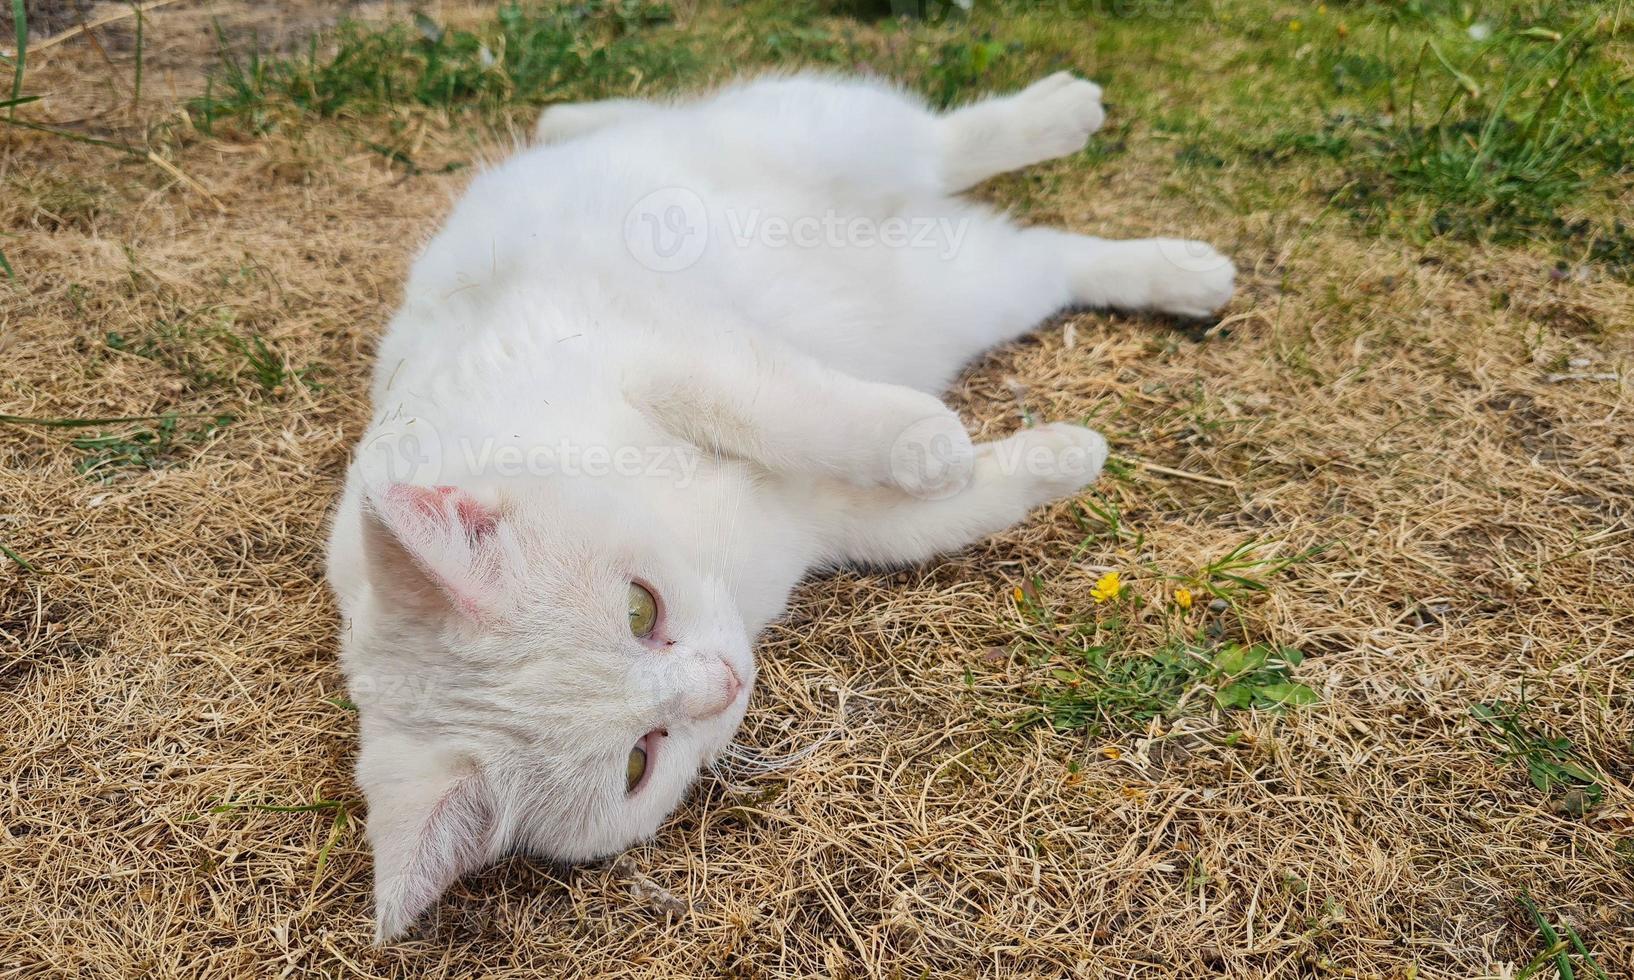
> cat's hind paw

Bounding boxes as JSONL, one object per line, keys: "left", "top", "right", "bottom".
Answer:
{"left": 983, "top": 422, "right": 1109, "bottom": 506}
{"left": 1145, "top": 240, "right": 1237, "bottom": 319}
{"left": 1008, "top": 72, "right": 1107, "bottom": 163}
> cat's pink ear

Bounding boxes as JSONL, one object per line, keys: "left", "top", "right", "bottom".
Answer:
{"left": 360, "top": 737, "right": 498, "bottom": 942}
{"left": 361, "top": 484, "right": 505, "bottom": 619}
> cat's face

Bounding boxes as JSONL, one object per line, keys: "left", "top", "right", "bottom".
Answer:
{"left": 335, "top": 477, "right": 753, "bottom": 940}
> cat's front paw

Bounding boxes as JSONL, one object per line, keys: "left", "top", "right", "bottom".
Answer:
{"left": 1147, "top": 239, "right": 1236, "bottom": 319}
{"left": 984, "top": 422, "right": 1109, "bottom": 505}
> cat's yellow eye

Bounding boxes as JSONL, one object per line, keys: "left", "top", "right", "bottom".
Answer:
{"left": 626, "top": 743, "right": 648, "bottom": 792}
{"left": 628, "top": 583, "right": 657, "bottom": 638}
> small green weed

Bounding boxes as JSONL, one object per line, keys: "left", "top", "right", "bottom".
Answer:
{"left": 1517, "top": 892, "right": 1608, "bottom": 980}
{"left": 1471, "top": 699, "right": 1604, "bottom": 810}
{"left": 71, "top": 413, "right": 234, "bottom": 483}
{"left": 0, "top": 540, "right": 34, "bottom": 572}
{"left": 1195, "top": 539, "right": 1326, "bottom": 607}
{"left": 1024, "top": 638, "right": 1317, "bottom": 735}
{"left": 106, "top": 321, "right": 315, "bottom": 397}
{"left": 1210, "top": 643, "right": 1318, "bottom": 710}
{"left": 921, "top": 37, "right": 1014, "bottom": 108}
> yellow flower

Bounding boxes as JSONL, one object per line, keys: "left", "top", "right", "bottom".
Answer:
{"left": 1013, "top": 586, "right": 1025, "bottom": 603}
{"left": 1289, "top": 19, "right": 1302, "bottom": 31}
{"left": 1090, "top": 571, "right": 1123, "bottom": 603}
{"left": 1098, "top": 745, "right": 1122, "bottom": 760}
{"left": 1174, "top": 587, "right": 1194, "bottom": 611}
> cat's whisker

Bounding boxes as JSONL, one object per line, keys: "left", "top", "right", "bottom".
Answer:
{"left": 708, "top": 726, "right": 842, "bottom": 781}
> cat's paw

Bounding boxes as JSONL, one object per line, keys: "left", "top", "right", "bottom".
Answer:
{"left": 1010, "top": 72, "right": 1106, "bottom": 162}
{"left": 986, "top": 422, "right": 1109, "bottom": 504}
{"left": 1146, "top": 239, "right": 1236, "bottom": 319}
{"left": 883, "top": 398, "right": 976, "bottom": 500}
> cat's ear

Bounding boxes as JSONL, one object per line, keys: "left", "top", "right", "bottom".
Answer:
{"left": 361, "top": 483, "right": 505, "bottom": 619}
{"left": 359, "top": 735, "right": 498, "bottom": 942}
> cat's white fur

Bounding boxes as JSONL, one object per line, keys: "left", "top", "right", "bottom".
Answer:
{"left": 326, "top": 71, "right": 1234, "bottom": 941}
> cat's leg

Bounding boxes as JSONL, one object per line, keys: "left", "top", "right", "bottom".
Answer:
{"left": 535, "top": 98, "right": 656, "bottom": 143}
{"left": 1047, "top": 230, "right": 1238, "bottom": 319}
{"left": 675, "top": 73, "right": 1101, "bottom": 202}
{"left": 938, "top": 71, "right": 1106, "bottom": 192}
{"left": 811, "top": 423, "right": 1108, "bottom": 567}
{"left": 624, "top": 335, "right": 978, "bottom": 497}
{"left": 853, "top": 214, "right": 1235, "bottom": 391}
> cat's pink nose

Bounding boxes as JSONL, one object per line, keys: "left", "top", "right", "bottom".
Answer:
{"left": 694, "top": 660, "right": 743, "bottom": 720}
{"left": 722, "top": 662, "right": 742, "bottom": 706}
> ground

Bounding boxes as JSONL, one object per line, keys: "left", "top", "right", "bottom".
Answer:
{"left": 1, "top": 1, "right": 1631, "bottom": 977}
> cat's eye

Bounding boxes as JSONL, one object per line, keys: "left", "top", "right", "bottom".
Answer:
{"left": 627, "top": 582, "right": 658, "bottom": 638}
{"left": 625, "top": 743, "right": 648, "bottom": 792}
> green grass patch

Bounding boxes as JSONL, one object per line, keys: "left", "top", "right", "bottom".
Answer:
{"left": 204, "top": 794, "right": 355, "bottom": 885}
{"left": 1294, "top": 3, "right": 1634, "bottom": 269}
{"left": 105, "top": 316, "right": 317, "bottom": 398}
{"left": 1471, "top": 698, "right": 1605, "bottom": 813}
{"left": 70, "top": 413, "right": 235, "bottom": 483}
{"left": 1022, "top": 638, "right": 1317, "bottom": 735}
{"left": 192, "top": 1, "right": 695, "bottom": 133}
{"left": 1002, "top": 517, "right": 1324, "bottom": 737}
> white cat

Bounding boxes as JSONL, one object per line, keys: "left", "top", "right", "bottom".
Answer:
{"left": 326, "top": 71, "right": 1234, "bottom": 941}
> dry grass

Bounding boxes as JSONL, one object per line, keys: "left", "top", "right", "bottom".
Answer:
{"left": 2, "top": 2, "right": 1632, "bottom": 977}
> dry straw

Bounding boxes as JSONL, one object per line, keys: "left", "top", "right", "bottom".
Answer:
{"left": 1, "top": 2, "right": 1630, "bottom": 977}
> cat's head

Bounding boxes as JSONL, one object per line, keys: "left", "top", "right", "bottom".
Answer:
{"left": 332, "top": 476, "right": 752, "bottom": 940}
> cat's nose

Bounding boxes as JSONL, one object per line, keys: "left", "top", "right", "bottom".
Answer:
{"left": 720, "top": 662, "right": 742, "bottom": 706}
{"left": 688, "top": 658, "right": 743, "bottom": 721}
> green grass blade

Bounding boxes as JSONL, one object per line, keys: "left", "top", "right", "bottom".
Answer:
{"left": 1519, "top": 893, "right": 1575, "bottom": 980}
{"left": 7, "top": 0, "right": 22, "bottom": 120}
{"left": 0, "top": 244, "right": 12, "bottom": 281}
{"left": 0, "top": 540, "right": 34, "bottom": 572}
{"left": 0, "top": 411, "right": 222, "bottom": 429}
{"left": 1564, "top": 923, "right": 1609, "bottom": 980}
{"left": 6, "top": 0, "right": 23, "bottom": 122}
